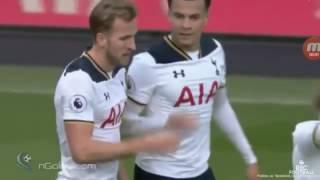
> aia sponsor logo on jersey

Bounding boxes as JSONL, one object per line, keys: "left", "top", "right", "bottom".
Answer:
{"left": 174, "top": 81, "right": 219, "bottom": 107}
{"left": 100, "top": 102, "right": 125, "bottom": 128}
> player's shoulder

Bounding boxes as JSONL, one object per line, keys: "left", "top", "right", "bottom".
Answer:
{"left": 295, "top": 120, "right": 320, "bottom": 128}
{"left": 128, "top": 52, "right": 156, "bottom": 80}
{"left": 132, "top": 51, "right": 157, "bottom": 66}
{"left": 293, "top": 120, "right": 320, "bottom": 150}
{"left": 57, "top": 56, "right": 103, "bottom": 93}
{"left": 201, "top": 35, "right": 223, "bottom": 56}
{"left": 113, "top": 65, "right": 126, "bottom": 76}
{"left": 293, "top": 120, "right": 320, "bottom": 133}
{"left": 63, "top": 54, "right": 109, "bottom": 83}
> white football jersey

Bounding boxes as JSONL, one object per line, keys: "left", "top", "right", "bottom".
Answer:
{"left": 292, "top": 121, "right": 320, "bottom": 180}
{"left": 127, "top": 35, "right": 226, "bottom": 178}
{"left": 54, "top": 52, "right": 127, "bottom": 180}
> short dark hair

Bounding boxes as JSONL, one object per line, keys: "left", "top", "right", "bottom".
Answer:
{"left": 89, "top": 0, "right": 137, "bottom": 37}
{"left": 167, "top": 0, "right": 211, "bottom": 10}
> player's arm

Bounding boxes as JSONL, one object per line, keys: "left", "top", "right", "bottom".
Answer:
{"left": 121, "top": 53, "right": 164, "bottom": 135}
{"left": 213, "top": 88, "right": 257, "bottom": 165}
{"left": 211, "top": 39, "right": 257, "bottom": 165}
{"left": 122, "top": 53, "right": 196, "bottom": 136}
{"left": 65, "top": 121, "right": 182, "bottom": 164}
{"left": 122, "top": 100, "right": 196, "bottom": 136}
{"left": 61, "top": 72, "right": 181, "bottom": 164}
{"left": 63, "top": 81, "right": 193, "bottom": 164}
{"left": 293, "top": 121, "right": 320, "bottom": 154}
{"left": 211, "top": 39, "right": 259, "bottom": 179}
{"left": 117, "top": 161, "right": 129, "bottom": 180}
{"left": 65, "top": 121, "right": 144, "bottom": 163}
{"left": 213, "top": 88, "right": 259, "bottom": 180}
{"left": 121, "top": 99, "right": 164, "bottom": 135}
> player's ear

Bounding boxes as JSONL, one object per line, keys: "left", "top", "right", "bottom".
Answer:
{"left": 96, "top": 32, "right": 107, "bottom": 47}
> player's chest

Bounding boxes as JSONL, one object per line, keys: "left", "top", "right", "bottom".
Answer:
{"left": 93, "top": 78, "right": 127, "bottom": 128}
{"left": 155, "top": 59, "right": 223, "bottom": 107}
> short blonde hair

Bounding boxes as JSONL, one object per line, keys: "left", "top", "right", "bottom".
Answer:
{"left": 89, "top": 0, "right": 137, "bottom": 37}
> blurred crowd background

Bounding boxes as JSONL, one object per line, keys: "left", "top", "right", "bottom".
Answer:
{"left": 0, "top": 0, "right": 319, "bottom": 76}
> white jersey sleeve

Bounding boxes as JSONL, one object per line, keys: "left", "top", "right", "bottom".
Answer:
{"left": 212, "top": 39, "right": 227, "bottom": 87}
{"left": 60, "top": 71, "right": 95, "bottom": 122}
{"left": 213, "top": 88, "right": 257, "bottom": 165}
{"left": 127, "top": 52, "right": 157, "bottom": 105}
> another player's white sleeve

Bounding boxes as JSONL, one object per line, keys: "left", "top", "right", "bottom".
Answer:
{"left": 127, "top": 53, "right": 157, "bottom": 105}
{"left": 60, "top": 71, "right": 94, "bottom": 122}
{"left": 213, "top": 88, "right": 257, "bottom": 165}
{"left": 293, "top": 121, "right": 320, "bottom": 154}
{"left": 121, "top": 100, "right": 168, "bottom": 136}
{"left": 122, "top": 53, "right": 167, "bottom": 135}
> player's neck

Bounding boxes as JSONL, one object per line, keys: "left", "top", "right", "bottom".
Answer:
{"left": 87, "top": 46, "right": 114, "bottom": 73}
{"left": 170, "top": 35, "right": 200, "bottom": 52}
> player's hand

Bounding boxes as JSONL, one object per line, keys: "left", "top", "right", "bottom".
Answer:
{"left": 165, "top": 112, "right": 198, "bottom": 130}
{"left": 142, "top": 130, "right": 181, "bottom": 153}
{"left": 140, "top": 112, "right": 198, "bottom": 153}
{"left": 247, "top": 163, "right": 260, "bottom": 180}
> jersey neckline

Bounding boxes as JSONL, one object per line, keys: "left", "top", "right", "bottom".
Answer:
{"left": 82, "top": 51, "right": 111, "bottom": 80}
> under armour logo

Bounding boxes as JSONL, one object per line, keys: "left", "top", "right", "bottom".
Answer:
{"left": 211, "top": 60, "right": 220, "bottom": 76}
{"left": 211, "top": 60, "right": 217, "bottom": 66}
{"left": 173, "top": 69, "right": 185, "bottom": 78}
{"left": 104, "top": 93, "right": 110, "bottom": 101}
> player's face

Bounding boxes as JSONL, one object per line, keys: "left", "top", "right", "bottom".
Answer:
{"left": 105, "top": 18, "right": 137, "bottom": 66}
{"left": 168, "top": 0, "right": 208, "bottom": 50}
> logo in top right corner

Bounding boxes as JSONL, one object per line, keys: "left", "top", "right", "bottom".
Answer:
{"left": 303, "top": 37, "right": 320, "bottom": 61}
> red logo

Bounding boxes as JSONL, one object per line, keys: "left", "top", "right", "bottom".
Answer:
{"left": 174, "top": 81, "right": 219, "bottom": 107}
{"left": 303, "top": 37, "right": 320, "bottom": 61}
